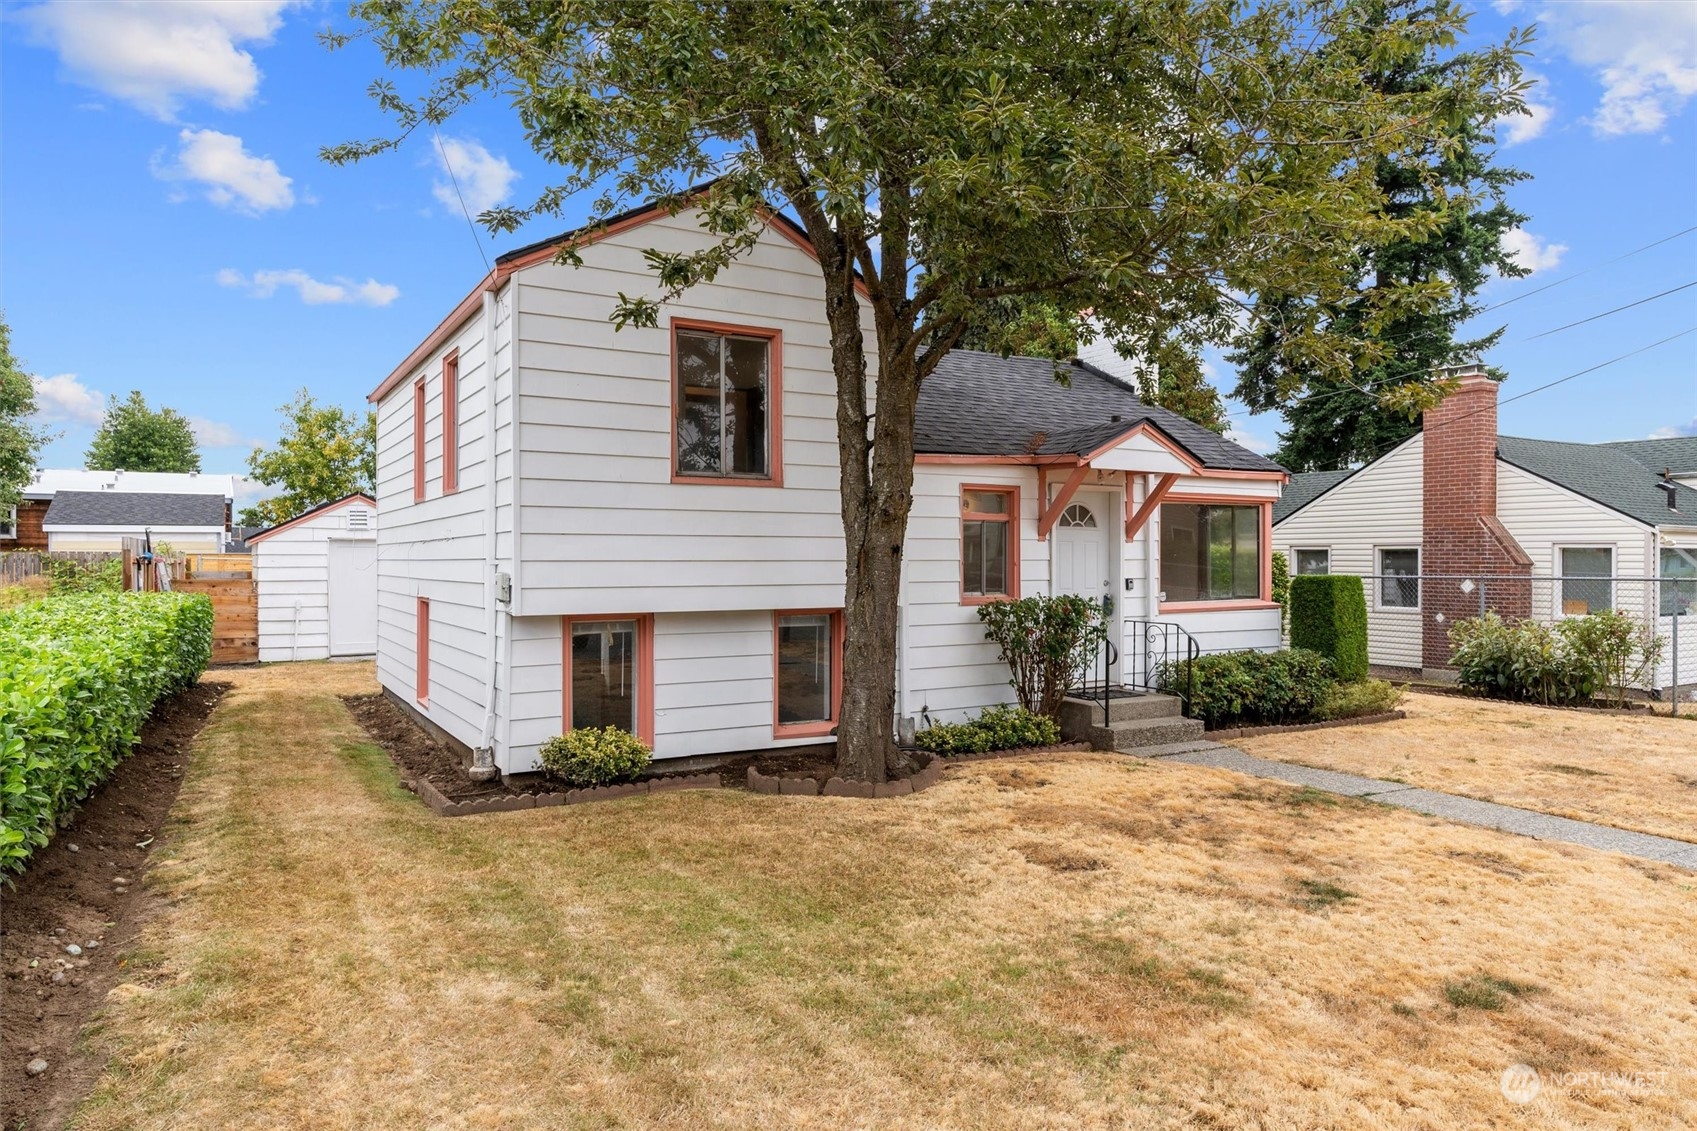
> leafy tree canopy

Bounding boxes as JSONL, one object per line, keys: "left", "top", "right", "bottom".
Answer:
{"left": 241, "top": 390, "right": 376, "bottom": 528}
{"left": 85, "top": 390, "right": 201, "bottom": 473}
{"left": 0, "top": 316, "right": 50, "bottom": 511}
{"left": 1231, "top": 0, "right": 1532, "bottom": 471}
{"left": 329, "top": 0, "right": 1529, "bottom": 779}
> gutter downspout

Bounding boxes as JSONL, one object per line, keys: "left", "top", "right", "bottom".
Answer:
{"left": 469, "top": 287, "right": 502, "bottom": 781}
{"left": 1144, "top": 473, "right": 1159, "bottom": 620}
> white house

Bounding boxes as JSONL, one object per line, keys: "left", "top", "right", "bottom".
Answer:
{"left": 369, "top": 196, "right": 1286, "bottom": 777}
{"left": 4, "top": 469, "right": 237, "bottom": 551}
{"left": 1272, "top": 369, "right": 1697, "bottom": 686}
{"left": 39, "top": 490, "right": 229, "bottom": 553}
{"left": 249, "top": 494, "right": 379, "bottom": 662}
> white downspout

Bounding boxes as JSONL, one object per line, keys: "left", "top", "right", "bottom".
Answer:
{"left": 1144, "top": 473, "right": 1159, "bottom": 620}
{"left": 470, "top": 286, "right": 502, "bottom": 781}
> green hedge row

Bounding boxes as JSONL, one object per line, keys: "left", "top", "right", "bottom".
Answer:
{"left": 0, "top": 592, "right": 213, "bottom": 874}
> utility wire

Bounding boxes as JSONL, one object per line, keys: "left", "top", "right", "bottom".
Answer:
{"left": 434, "top": 127, "right": 492, "bottom": 273}
{"left": 1486, "top": 224, "right": 1697, "bottom": 313}
{"left": 1523, "top": 280, "right": 1696, "bottom": 341}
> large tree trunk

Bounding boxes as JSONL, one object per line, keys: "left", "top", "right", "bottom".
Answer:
{"left": 834, "top": 341, "right": 921, "bottom": 782}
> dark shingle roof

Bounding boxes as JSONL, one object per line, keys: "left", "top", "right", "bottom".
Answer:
{"left": 1496, "top": 436, "right": 1697, "bottom": 528}
{"left": 42, "top": 491, "right": 228, "bottom": 528}
{"left": 914, "top": 350, "right": 1283, "bottom": 473}
{"left": 1272, "top": 468, "right": 1357, "bottom": 524}
{"left": 1596, "top": 436, "right": 1697, "bottom": 476}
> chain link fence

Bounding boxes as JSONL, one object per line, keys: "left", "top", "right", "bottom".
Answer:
{"left": 1337, "top": 574, "right": 1692, "bottom": 707}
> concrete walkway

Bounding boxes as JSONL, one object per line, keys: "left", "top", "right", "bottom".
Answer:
{"left": 1145, "top": 743, "right": 1697, "bottom": 870}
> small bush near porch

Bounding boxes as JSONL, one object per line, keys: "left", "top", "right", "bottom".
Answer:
{"left": 65, "top": 662, "right": 1694, "bottom": 1129}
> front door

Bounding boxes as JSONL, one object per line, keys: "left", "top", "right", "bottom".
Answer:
{"left": 1054, "top": 491, "right": 1115, "bottom": 685}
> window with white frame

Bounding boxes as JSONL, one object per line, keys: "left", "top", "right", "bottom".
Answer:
{"left": 1662, "top": 546, "right": 1696, "bottom": 617}
{"left": 1294, "top": 548, "right": 1330, "bottom": 575}
{"left": 1559, "top": 547, "right": 1613, "bottom": 615}
{"left": 1377, "top": 548, "right": 1419, "bottom": 608}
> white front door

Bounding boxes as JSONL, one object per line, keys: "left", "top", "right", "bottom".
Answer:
{"left": 1054, "top": 490, "right": 1115, "bottom": 683}
{"left": 327, "top": 539, "right": 378, "bottom": 656}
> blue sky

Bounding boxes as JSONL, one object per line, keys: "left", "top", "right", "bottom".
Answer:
{"left": 2, "top": 0, "right": 1693, "bottom": 491}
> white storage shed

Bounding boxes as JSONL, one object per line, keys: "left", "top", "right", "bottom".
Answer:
{"left": 250, "top": 494, "right": 379, "bottom": 662}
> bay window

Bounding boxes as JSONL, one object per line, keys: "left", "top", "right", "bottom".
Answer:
{"left": 1159, "top": 502, "right": 1263, "bottom": 602}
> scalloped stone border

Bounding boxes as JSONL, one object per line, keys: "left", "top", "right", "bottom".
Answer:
{"left": 745, "top": 741, "right": 1092, "bottom": 799}
{"left": 404, "top": 772, "right": 721, "bottom": 817}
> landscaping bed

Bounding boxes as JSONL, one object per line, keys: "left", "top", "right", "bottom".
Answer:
{"left": 1, "top": 680, "right": 227, "bottom": 1131}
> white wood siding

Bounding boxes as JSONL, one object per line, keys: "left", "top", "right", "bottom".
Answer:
{"left": 1151, "top": 474, "right": 1284, "bottom": 655}
{"left": 374, "top": 288, "right": 508, "bottom": 757}
{"left": 254, "top": 501, "right": 376, "bottom": 662}
{"left": 1272, "top": 435, "right": 1425, "bottom": 667}
{"left": 511, "top": 211, "right": 871, "bottom": 616}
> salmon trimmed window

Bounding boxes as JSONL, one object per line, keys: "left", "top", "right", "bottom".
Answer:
{"left": 961, "top": 486, "right": 1019, "bottom": 604}
{"left": 773, "top": 610, "right": 843, "bottom": 738}
{"left": 672, "top": 320, "right": 783, "bottom": 485}
{"left": 416, "top": 597, "right": 430, "bottom": 703}
{"left": 563, "top": 615, "right": 656, "bottom": 745}
{"left": 441, "top": 350, "right": 459, "bottom": 494}
{"left": 412, "top": 377, "right": 427, "bottom": 502}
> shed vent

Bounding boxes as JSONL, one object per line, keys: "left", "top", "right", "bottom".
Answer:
{"left": 347, "top": 507, "right": 371, "bottom": 529}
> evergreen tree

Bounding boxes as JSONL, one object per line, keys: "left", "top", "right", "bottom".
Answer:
{"left": 1231, "top": 0, "right": 1531, "bottom": 471}
{"left": 85, "top": 390, "right": 201, "bottom": 473}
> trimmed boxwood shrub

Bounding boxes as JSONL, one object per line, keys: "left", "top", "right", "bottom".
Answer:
{"left": 0, "top": 592, "right": 214, "bottom": 874}
{"left": 1159, "top": 648, "right": 1334, "bottom": 729}
{"left": 914, "top": 705, "right": 1060, "bottom": 756}
{"left": 538, "top": 726, "right": 652, "bottom": 787}
{"left": 1289, "top": 574, "right": 1369, "bottom": 682}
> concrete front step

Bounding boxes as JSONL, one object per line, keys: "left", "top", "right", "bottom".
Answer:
{"left": 1075, "top": 714, "right": 1207, "bottom": 753}
{"left": 1059, "top": 692, "right": 1184, "bottom": 735}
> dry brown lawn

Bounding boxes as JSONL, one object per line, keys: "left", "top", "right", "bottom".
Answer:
{"left": 1239, "top": 690, "right": 1697, "bottom": 843}
{"left": 72, "top": 663, "right": 1695, "bottom": 1130}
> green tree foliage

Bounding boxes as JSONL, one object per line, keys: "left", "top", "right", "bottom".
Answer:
{"left": 1231, "top": 0, "right": 1533, "bottom": 471}
{"left": 328, "top": 0, "right": 1528, "bottom": 780}
{"left": 0, "top": 316, "right": 49, "bottom": 510}
{"left": 85, "top": 390, "right": 201, "bottom": 473}
{"left": 241, "top": 390, "right": 377, "bottom": 528}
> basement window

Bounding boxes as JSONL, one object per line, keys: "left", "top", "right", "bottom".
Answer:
{"left": 774, "top": 611, "right": 842, "bottom": 737}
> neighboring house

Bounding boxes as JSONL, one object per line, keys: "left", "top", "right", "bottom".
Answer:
{"left": 249, "top": 494, "right": 378, "bottom": 662}
{"left": 4, "top": 469, "right": 238, "bottom": 552}
{"left": 369, "top": 195, "right": 1285, "bottom": 777}
{"left": 40, "top": 490, "right": 231, "bottom": 553}
{"left": 1272, "top": 368, "right": 1697, "bottom": 684}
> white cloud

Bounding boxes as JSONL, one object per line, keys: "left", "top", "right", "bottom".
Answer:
{"left": 1500, "top": 227, "right": 1567, "bottom": 275}
{"left": 188, "top": 417, "right": 259, "bottom": 449}
{"left": 1497, "top": 76, "right": 1554, "bottom": 145}
{"left": 20, "top": 0, "right": 297, "bottom": 120}
{"left": 1538, "top": 1, "right": 1697, "bottom": 136}
{"left": 1649, "top": 418, "right": 1697, "bottom": 440}
{"left": 30, "top": 373, "right": 107, "bottom": 427}
{"left": 431, "top": 136, "right": 519, "bottom": 217}
{"left": 217, "top": 268, "right": 400, "bottom": 308}
{"left": 155, "top": 128, "right": 294, "bottom": 213}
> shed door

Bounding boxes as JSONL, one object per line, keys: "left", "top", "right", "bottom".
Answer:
{"left": 327, "top": 539, "right": 378, "bottom": 656}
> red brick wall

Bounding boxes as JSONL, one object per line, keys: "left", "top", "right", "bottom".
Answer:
{"left": 1420, "top": 371, "right": 1530, "bottom": 666}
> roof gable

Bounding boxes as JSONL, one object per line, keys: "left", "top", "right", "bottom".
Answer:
{"left": 246, "top": 494, "right": 376, "bottom": 545}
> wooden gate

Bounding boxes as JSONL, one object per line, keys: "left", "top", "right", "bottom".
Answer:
{"left": 173, "top": 577, "right": 259, "bottom": 664}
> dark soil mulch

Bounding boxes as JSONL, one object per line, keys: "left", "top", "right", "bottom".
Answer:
{"left": 1, "top": 681, "right": 229, "bottom": 1131}
{"left": 341, "top": 691, "right": 895, "bottom": 800}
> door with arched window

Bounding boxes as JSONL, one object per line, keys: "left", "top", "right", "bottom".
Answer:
{"left": 1054, "top": 490, "right": 1116, "bottom": 684}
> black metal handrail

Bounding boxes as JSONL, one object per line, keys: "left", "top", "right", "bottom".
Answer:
{"left": 1125, "top": 619, "right": 1201, "bottom": 707}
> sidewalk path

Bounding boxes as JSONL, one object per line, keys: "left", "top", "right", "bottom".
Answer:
{"left": 1147, "top": 743, "right": 1697, "bottom": 870}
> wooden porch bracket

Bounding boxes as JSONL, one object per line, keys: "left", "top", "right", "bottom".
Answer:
{"left": 1124, "top": 473, "right": 1178, "bottom": 541}
{"left": 1037, "top": 464, "right": 1091, "bottom": 540}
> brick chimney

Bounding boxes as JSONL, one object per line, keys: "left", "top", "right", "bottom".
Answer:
{"left": 1420, "top": 365, "right": 1531, "bottom": 667}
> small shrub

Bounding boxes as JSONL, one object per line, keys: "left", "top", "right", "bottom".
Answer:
{"left": 1448, "top": 611, "right": 1662, "bottom": 706}
{"left": 1313, "top": 678, "right": 1402, "bottom": 721}
{"left": 1289, "top": 575, "right": 1369, "bottom": 682}
{"left": 0, "top": 592, "right": 213, "bottom": 874}
{"left": 538, "top": 726, "right": 652, "bottom": 787}
{"left": 915, "top": 705, "right": 1060, "bottom": 755}
{"left": 1556, "top": 609, "right": 1664, "bottom": 707}
{"left": 1159, "top": 648, "right": 1334, "bottom": 729}
{"left": 977, "top": 595, "right": 1108, "bottom": 720}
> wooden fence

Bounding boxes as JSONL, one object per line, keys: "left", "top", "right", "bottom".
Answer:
{"left": 172, "top": 577, "right": 259, "bottom": 664}
{"left": 0, "top": 550, "right": 118, "bottom": 584}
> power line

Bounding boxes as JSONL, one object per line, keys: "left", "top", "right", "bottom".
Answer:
{"left": 1486, "top": 224, "right": 1697, "bottom": 313}
{"left": 1523, "top": 280, "right": 1696, "bottom": 341}
{"left": 434, "top": 127, "right": 491, "bottom": 273}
